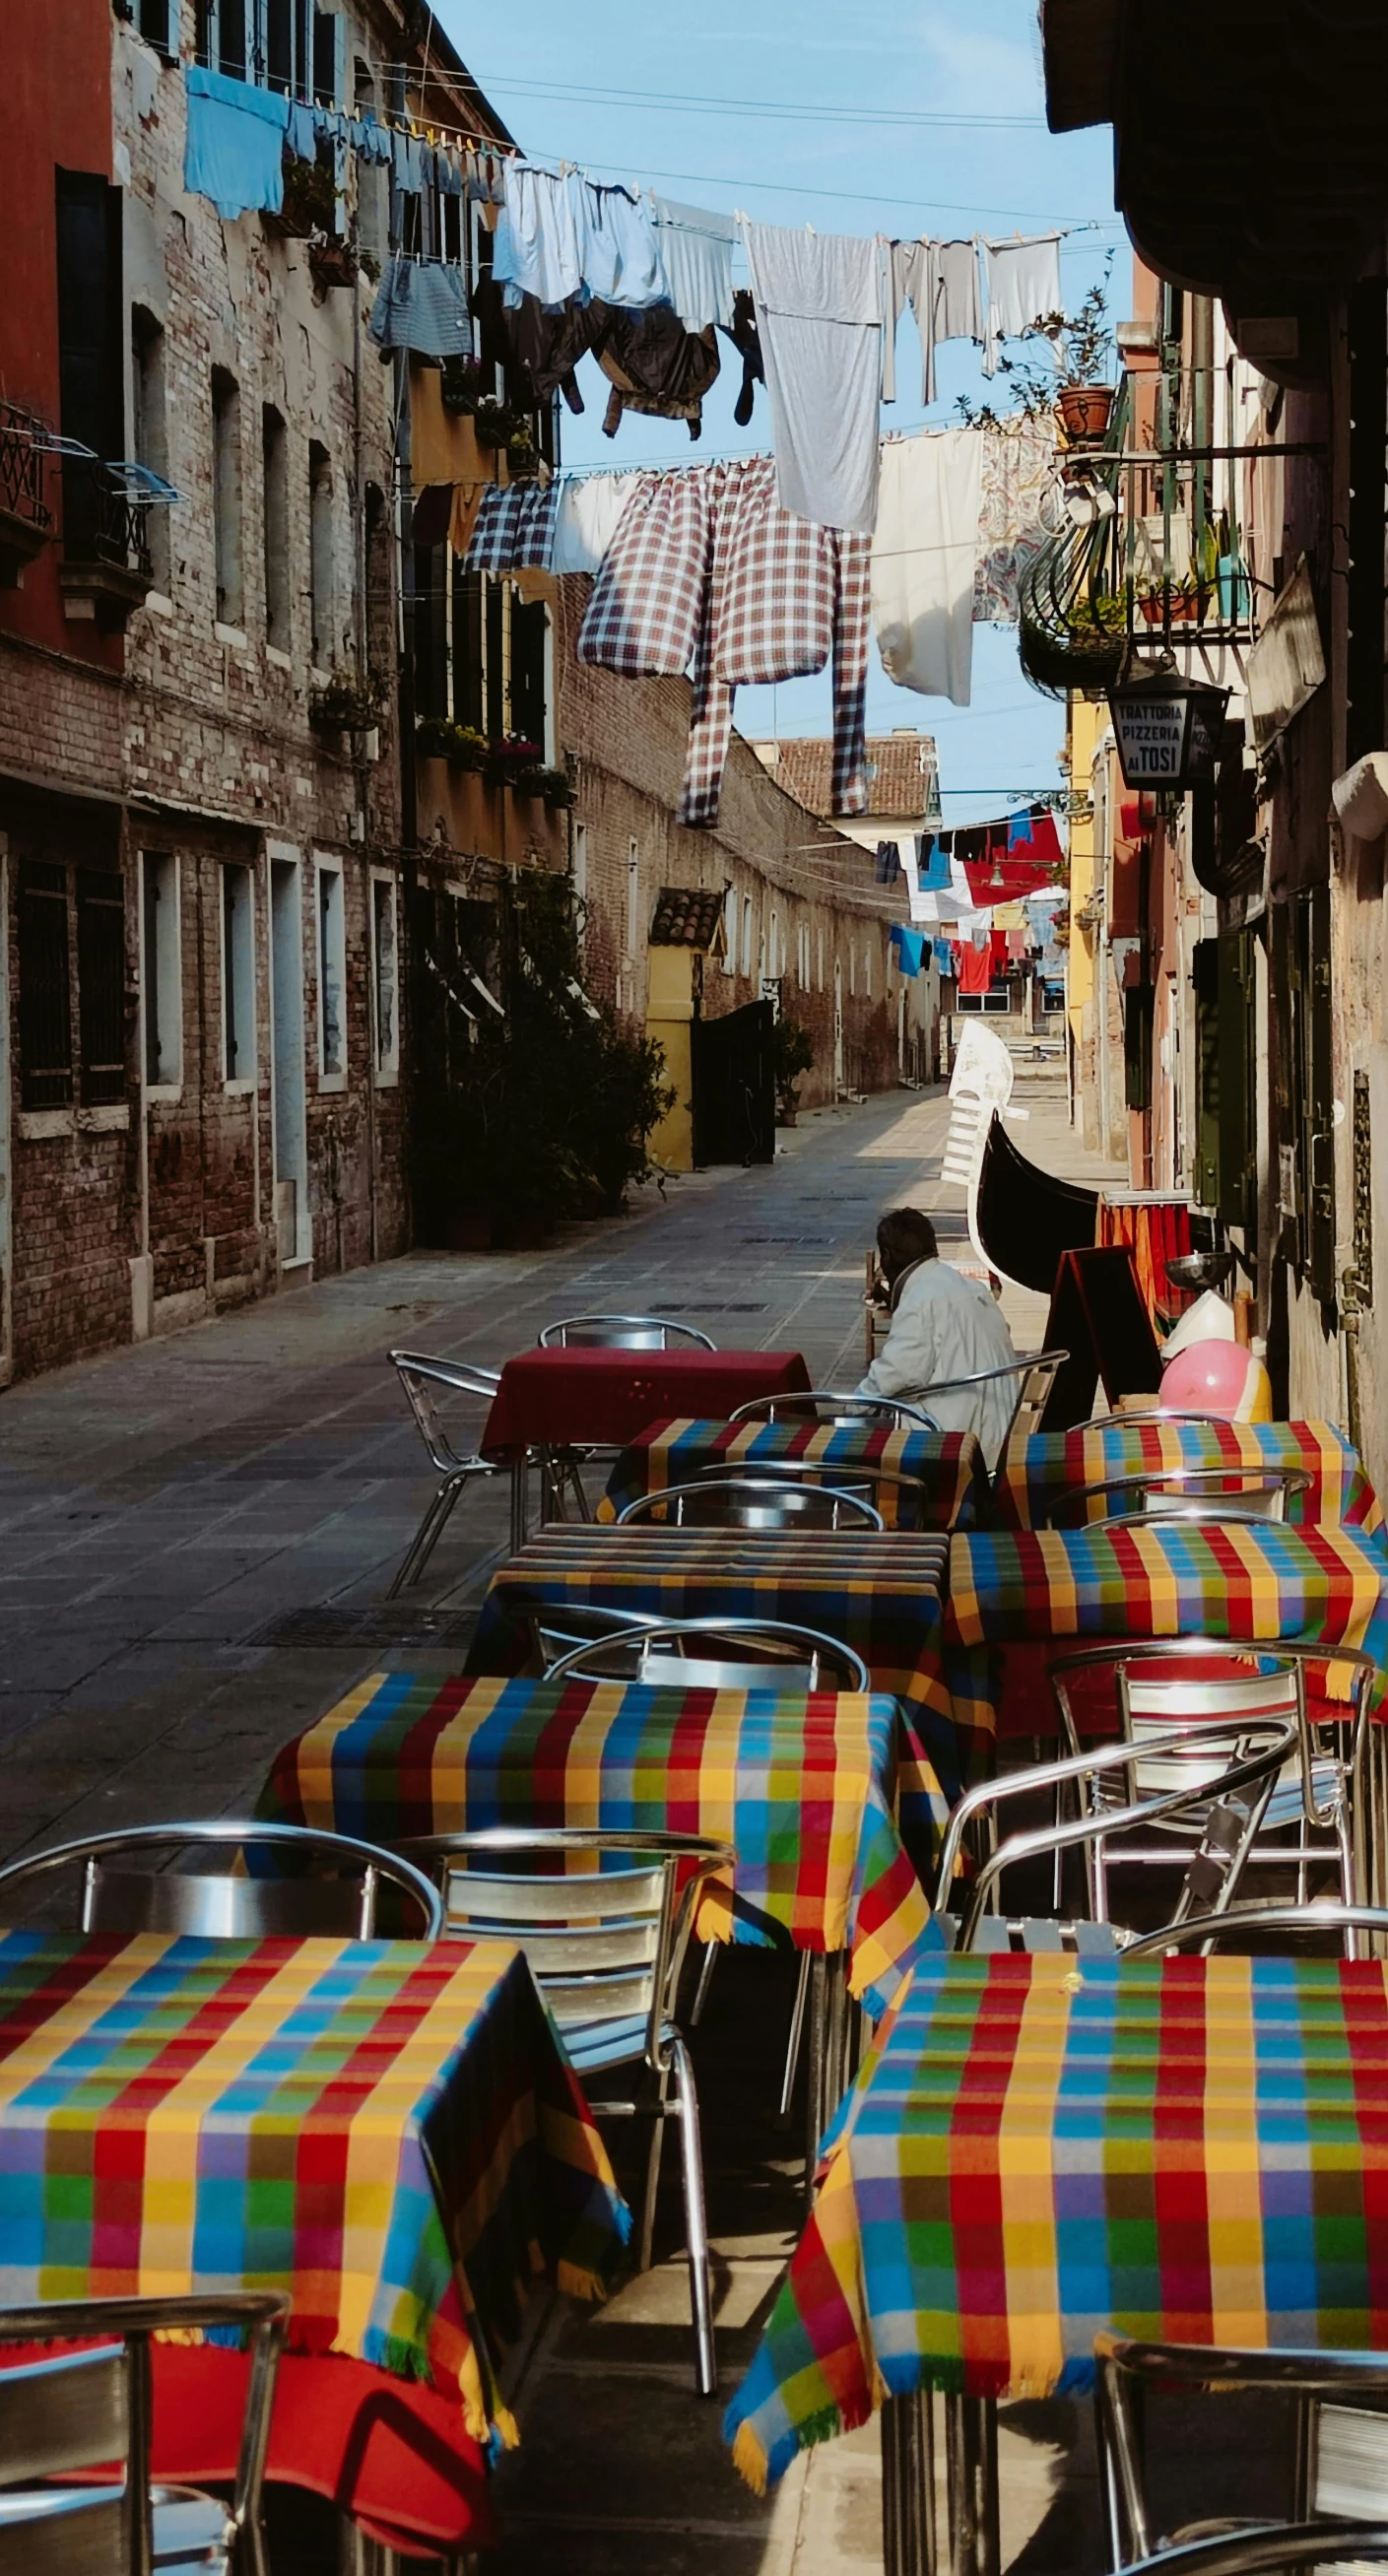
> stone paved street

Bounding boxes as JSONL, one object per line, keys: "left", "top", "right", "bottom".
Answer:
{"left": 0, "top": 1071, "right": 1127, "bottom": 2575}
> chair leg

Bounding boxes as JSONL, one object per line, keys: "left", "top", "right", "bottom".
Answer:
{"left": 690, "top": 1940, "right": 718, "bottom": 2027}
{"left": 638, "top": 2063, "right": 670, "bottom": 2273}
{"left": 387, "top": 1476, "right": 465, "bottom": 1598}
{"left": 779, "top": 1949, "right": 812, "bottom": 2121}
{"left": 883, "top": 2388, "right": 936, "bottom": 2576}
{"left": 669, "top": 2035, "right": 717, "bottom": 2398}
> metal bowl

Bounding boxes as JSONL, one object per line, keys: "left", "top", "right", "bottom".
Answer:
{"left": 1165, "top": 1249, "right": 1236, "bottom": 1293}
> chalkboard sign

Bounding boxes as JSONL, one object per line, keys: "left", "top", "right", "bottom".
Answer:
{"left": 1038, "top": 1246, "right": 1163, "bottom": 1429}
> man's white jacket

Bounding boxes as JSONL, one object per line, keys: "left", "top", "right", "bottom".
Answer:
{"left": 857, "top": 1258, "right": 1020, "bottom": 1466}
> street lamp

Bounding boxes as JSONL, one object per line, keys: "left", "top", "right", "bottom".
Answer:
{"left": 1107, "top": 665, "right": 1231, "bottom": 790}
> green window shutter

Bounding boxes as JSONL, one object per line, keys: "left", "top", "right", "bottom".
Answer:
{"left": 1217, "top": 928, "right": 1257, "bottom": 1237}
{"left": 1123, "top": 982, "right": 1154, "bottom": 1113}
{"left": 1192, "top": 938, "right": 1221, "bottom": 1208}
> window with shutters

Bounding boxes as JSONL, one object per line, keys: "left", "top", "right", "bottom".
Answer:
{"left": 141, "top": 852, "right": 182, "bottom": 1091}
{"left": 197, "top": 0, "right": 338, "bottom": 99}
{"left": 221, "top": 864, "right": 256, "bottom": 1086}
{"left": 1217, "top": 928, "right": 1258, "bottom": 1239}
{"left": 370, "top": 872, "right": 398, "bottom": 1082}
{"left": 211, "top": 370, "right": 242, "bottom": 629}
{"left": 77, "top": 873, "right": 126, "bottom": 1106}
{"left": 307, "top": 440, "right": 333, "bottom": 667}
{"left": 315, "top": 858, "right": 346, "bottom": 1085}
{"left": 18, "top": 864, "right": 73, "bottom": 1110}
{"left": 1123, "top": 982, "right": 1154, "bottom": 1114}
{"left": 1192, "top": 938, "right": 1221, "bottom": 1208}
{"left": 137, "top": 0, "right": 173, "bottom": 51}
{"left": 54, "top": 171, "right": 122, "bottom": 563}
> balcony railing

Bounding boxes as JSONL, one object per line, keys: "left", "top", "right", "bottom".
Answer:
{"left": 59, "top": 460, "right": 156, "bottom": 626}
{"left": 0, "top": 401, "right": 55, "bottom": 585}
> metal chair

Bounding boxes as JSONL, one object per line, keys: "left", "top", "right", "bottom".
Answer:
{"left": 403, "top": 1825, "right": 730, "bottom": 2398}
{"left": 1096, "top": 2332, "right": 1388, "bottom": 2571}
{"left": 537, "top": 1315, "right": 716, "bottom": 1350}
{"left": 540, "top": 1614, "right": 872, "bottom": 1694}
{"left": 0, "top": 2289, "right": 287, "bottom": 2576}
{"left": 1071, "top": 1408, "right": 1236, "bottom": 1431}
{"left": 1040, "top": 1473, "right": 1313, "bottom": 1525}
{"left": 1043, "top": 1468, "right": 1314, "bottom": 1528}
{"left": 916, "top": 1348, "right": 1069, "bottom": 1450}
{"left": 387, "top": 1350, "right": 505, "bottom": 1595}
{"left": 934, "top": 1723, "right": 1297, "bottom": 1950}
{"left": 0, "top": 1822, "right": 445, "bottom": 1940}
{"left": 1122, "top": 1899, "right": 1388, "bottom": 1961}
{"left": 616, "top": 1476, "right": 885, "bottom": 1532}
{"left": 1049, "top": 1638, "right": 1378, "bottom": 1919}
{"left": 728, "top": 1389, "right": 943, "bottom": 1431}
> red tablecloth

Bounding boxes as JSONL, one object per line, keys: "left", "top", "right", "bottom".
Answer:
{"left": 481, "top": 1348, "right": 812, "bottom": 1452}
{"left": 0, "top": 2346, "right": 492, "bottom": 2558}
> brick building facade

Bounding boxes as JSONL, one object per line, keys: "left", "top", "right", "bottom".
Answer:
{"left": 0, "top": 0, "right": 507, "bottom": 1385}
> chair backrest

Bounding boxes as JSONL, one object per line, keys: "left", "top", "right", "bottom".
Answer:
{"left": 617, "top": 1477, "right": 884, "bottom": 1533}
{"left": 0, "top": 2291, "right": 287, "bottom": 2576}
{"left": 1044, "top": 1468, "right": 1314, "bottom": 1528}
{"left": 389, "top": 1349, "right": 500, "bottom": 1478}
{"left": 0, "top": 1823, "right": 445, "bottom": 1941}
{"left": 726, "top": 1388, "right": 942, "bottom": 1431}
{"left": 916, "top": 1350, "right": 1068, "bottom": 1450}
{"left": 1121, "top": 1899, "right": 1388, "bottom": 1959}
{"left": 934, "top": 1718, "right": 1299, "bottom": 1948}
{"left": 406, "top": 1828, "right": 730, "bottom": 2068}
{"left": 1072, "top": 1408, "right": 1239, "bottom": 1431}
{"left": 542, "top": 1616, "right": 871, "bottom": 1693}
{"left": 537, "top": 1315, "right": 716, "bottom": 1351}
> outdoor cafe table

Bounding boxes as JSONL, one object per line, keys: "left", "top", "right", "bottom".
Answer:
{"left": 255, "top": 1673, "right": 940, "bottom": 2015}
{"left": 480, "top": 1348, "right": 814, "bottom": 1544}
{"left": 597, "top": 1420, "right": 990, "bottom": 1533}
{"left": 942, "top": 1523, "right": 1388, "bottom": 1752}
{"left": 463, "top": 1526, "right": 977, "bottom": 1796}
{"left": 993, "top": 1417, "right": 1386, "bottom": 1541}
{"left": 726, "top": 1949, "right": 1388, "bottom": 2571}
{"left": 0, "top": 1928, "right": 629, "bottom": 2558}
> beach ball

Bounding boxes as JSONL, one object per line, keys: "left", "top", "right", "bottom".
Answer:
{"left": 1160, "top": 1339, "right": 1273, "bottom": 1422}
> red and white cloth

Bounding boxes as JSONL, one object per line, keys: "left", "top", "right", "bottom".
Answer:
{"left": 576, "top": 457, "right": 871, "bottom": 828}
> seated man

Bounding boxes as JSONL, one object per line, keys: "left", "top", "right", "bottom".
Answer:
{"left": 857, "top": 1205, "right": 1021, "bottom": 1466}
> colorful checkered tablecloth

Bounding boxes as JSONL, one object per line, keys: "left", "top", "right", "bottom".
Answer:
{"left": 597, "top": 1420, "right": 989, "bottom": 1533}
{"left": 0, "top": 1930, "right": 628, "bottom": 2448}
{"left": 995, "top": 1419, "right": 1385, "bottom": 1542}
{"left": 727, "top": 1950, "right": 1388, "bottom": 2488}
{"left": 256, "top": 1676, "right": 941, "bottom": 2013}
{"left": 943, "top": 1524, "right": 1388, "bottom": 1744}
{"left": 465, "top": 1528, "right": 976, "bottom": 1795}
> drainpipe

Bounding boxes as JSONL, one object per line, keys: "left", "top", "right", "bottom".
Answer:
{"left": 351, "top": 222, "right": 378, "bottom": 1267}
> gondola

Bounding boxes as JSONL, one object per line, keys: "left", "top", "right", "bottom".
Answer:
{"left": 973, "top": 1109, "right": 1099, "bottom": 1295}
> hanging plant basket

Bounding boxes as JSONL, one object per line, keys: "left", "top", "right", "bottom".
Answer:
{"left": 505, "top": 432, "right": 541, "bottom": 482}
{"left": 308, "top": 236, "right": 358, "bottom": 293}
{"left": 309, "top": 669, "right": 390, "bottom": 733}
{"left": 472, "top": 399, "right": 526, "bottom": 451}
{"left": 440, "top": 359, "right": 486, "bottom": 417}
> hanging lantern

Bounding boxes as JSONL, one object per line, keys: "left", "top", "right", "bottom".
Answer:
{"left": 1107, "top": 665, "right": 1231, "bottom": 790}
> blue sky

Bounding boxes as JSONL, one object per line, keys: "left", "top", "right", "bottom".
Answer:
{"left": 435, "top": 1, "right": 1125, "bottom": 826}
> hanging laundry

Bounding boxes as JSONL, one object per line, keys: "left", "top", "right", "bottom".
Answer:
{"left": 722, "top": 290, "right": 764, "bottom": 429}
{"left": 287, "top": 99, "right": 317, "bottom": 163}
{"left": 369, "top": 257, "right": 473, "bottom": 359}
{"left": 974, "top": 414, "right": 1059, "bottom": 623}
{"left": 553, "top": 473, "right": 640, "bottom": 575}
{"left": 595, "top": 306, "right": 720, "bottom": 439}
{"left": 503, "top": 292, "right": 606, "bottom": 409}
{"left": 390, "top": 128, "right": 428, "bottom": 195}
{"left": 958, "top": 938, "right": 993, "bottom": 996}
{"left": 494, "top": 165, "right": 587, "bottom": 310}
{"left": 933, "top": 938, "right": 956, "bottom": 975}
{"left": 876, "top": 840, "right": 902, "bottom": 885}
{"left": 933, "top": 238, "right": 985, "bottom": 348}
{"left": 891, "top": 925, "right": 926, "bottom": 976}
{"left": 411, "top": 485, "right": 455, "bottom": 549}
{"left": 184, "top": 66, "right": 289, "bottom": 221}
{"left": 884, "top": 241, "right": 940, "bottom": 405}
{"left": 1006, "top": 926, "right": 1029, "bottom": 960}
{"left": 872, "top": 429, "right": 983, "bottom": 706}
{"left": 918, "top": 834, "right": 953, "bottom": 891}
{"left": 466, "top": 480, "right": 562, "bottom": 575}
{"left": 989, "top": 929, "right": 1012, "bottom": 975}
{"left": 463, "top": 148, "right": 507, "bottom": 205}
{"left": 581, "top": 183, "right": 669, "bottom": 307}
{"left": 741, "top": 221, "right": 884, "bottom": 535}
{"left": 652, "top": 200, "right": 736, "bottom": 332}
{"left": 576, "top": 455, "right": 870, "bottom": 829}
{"left": 982, "top": 233, "right": 1063, "bottom": 375}
{"left": 354, "top": 116, "right": 394, "bottom": 166}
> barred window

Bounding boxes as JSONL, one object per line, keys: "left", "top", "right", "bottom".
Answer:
{"left": 77, "top": 871, "right": 126, "bottom": 1105}
{"left": 18, "top": 862, "right": 72, "bottom": 1110}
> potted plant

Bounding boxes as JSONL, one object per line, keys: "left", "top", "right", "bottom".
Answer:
{"left": 269, "top": 148, "right": 338, "bottom": 241}
{"left": 416, "top": 716, "right": 489, "bottom": 769}
{"left": 308, "top": 235, "right": 358, "bottom": 293}
{"left": 440, "top": 359, "right": 485, "bottom": 417}
{"left": 308, "top": 667, "right": 389, "bottom": 733}
{"left": 472, "top": 398, "right": 525, "bottom": 451}
{"left": 486, "top": 734, "right": 544, "bottom": 785}
{"left": 958, "top": 256, "right": 1117, "bottom": 442}
{"left": 773, "top": 1016, "right": 815, "bottom": 1126}
{"left": 1068, "top": 591, "right": 1127, "bottom": 639}
{"left": 511, "top": 762, "right": 573, "bottom": 806}
{"left": 505, "top": 424, "right": 541, "bottom": 481}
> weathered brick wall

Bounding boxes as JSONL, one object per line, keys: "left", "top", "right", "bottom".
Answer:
{"left": 0, "top": 11, "right": 415, "bottom": 1384}
{"left": 554, "top": 580, "right": 916, "bottom": 1108}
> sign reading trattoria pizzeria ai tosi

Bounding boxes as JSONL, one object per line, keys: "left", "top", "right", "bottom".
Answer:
{"left": 1108, "top": 666, "right": 1230, "bottom": 791}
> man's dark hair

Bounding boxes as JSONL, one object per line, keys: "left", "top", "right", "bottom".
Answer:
{"left": 877, "top": 1207, "right": 938, "bottom": 1271}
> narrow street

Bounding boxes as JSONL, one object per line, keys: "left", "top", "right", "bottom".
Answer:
{"left": 0, "top": 1073, "right": 1124, "bottom": 2576}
